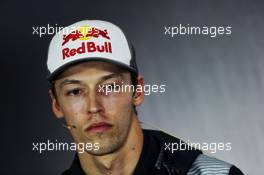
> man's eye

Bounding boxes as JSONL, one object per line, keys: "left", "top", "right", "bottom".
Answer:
{"left": 98, "top": 83, "right": 120, "bottom": 95}
{"left": 105, "top": 83, "right": 120, "bottom": 91}
{"left": 107, "top": 84, "right": 115, "bottom": 90}
{"left": 66, "top": 89, "right": 82, "bottom": 96}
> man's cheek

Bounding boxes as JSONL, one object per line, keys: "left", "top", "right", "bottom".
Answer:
{"left": 63, "top": 100, "right": 86, "bottom": 114}
{"left": 102, "top": 94, "right": 132, "bottom": 108}
{"left": 61, "top": 105, "right": 85, "bottom": 129}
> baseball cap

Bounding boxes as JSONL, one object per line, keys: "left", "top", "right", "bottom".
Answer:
{"left": 47, "top": 20, "right": 138, "bottom": 82}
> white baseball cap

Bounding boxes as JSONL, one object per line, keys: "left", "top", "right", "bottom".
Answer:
{"left": 47, "top": 20, "right": 138, "bottom": 82}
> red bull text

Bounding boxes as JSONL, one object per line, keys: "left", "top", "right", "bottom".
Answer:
{"left": 62, "top": 42, "right": 112, "bottom": 59}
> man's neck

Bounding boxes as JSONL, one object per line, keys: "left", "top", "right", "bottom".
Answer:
{"left": 78, "top": 116, "right": 144, "bottom": 175}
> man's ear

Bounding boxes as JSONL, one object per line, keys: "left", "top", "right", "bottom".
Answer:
{"left": 49, "top": 89, "right": 64, "bottom": 119}
{"left": 132, "top": 75, "right": 144, "bottom": 106}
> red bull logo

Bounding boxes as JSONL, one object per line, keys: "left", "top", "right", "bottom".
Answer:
{"left": 62, "top": 26, "right": 110, "bottom": 46}
{"left": 62, "top": 26, "right": 113, "bottom": 59}
{"left": 62, "top": 42, "right": 112, "bottom": 59}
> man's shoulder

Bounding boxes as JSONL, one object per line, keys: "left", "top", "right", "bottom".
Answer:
{"left": 187, "top": 154, "right": 244, "bottom": 175}
{"left": 142, "top": 129, "right": 244, "bottom": 175}
{"left": 142, "top": 129, "right": 202, "bottom": 174}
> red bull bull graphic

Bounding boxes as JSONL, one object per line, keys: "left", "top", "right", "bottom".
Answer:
{"left": 62, "top": 26, "right": 110, "bottom": 46}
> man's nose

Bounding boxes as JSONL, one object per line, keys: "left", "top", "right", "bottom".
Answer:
{"left": 86, "top": 91, "right": 104, "bottom": 114}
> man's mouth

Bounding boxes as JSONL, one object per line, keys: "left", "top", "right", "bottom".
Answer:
{"left": 85, "top": 122, "right": 113, "bottom": 133}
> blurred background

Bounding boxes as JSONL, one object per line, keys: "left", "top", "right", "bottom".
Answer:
{"left": 1, "top": 0, "right": 263, "bottom": 174}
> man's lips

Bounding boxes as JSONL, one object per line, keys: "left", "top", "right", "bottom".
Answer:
{"left": 85, "top": 122, "right": 113, "bottom": 133}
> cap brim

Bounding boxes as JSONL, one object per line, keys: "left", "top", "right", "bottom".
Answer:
{"left": 47, "top": 57, "right": 138, "bottom": 82}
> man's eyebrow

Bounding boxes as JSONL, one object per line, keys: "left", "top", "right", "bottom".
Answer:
{"left": 59, "top": 79, "right": 83, "bottom": 88}
{"left": 100, "top": 73, "right": 123, "bottom": 81}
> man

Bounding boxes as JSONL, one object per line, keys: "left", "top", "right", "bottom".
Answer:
{"left": 47, "top": 20, "right": 244, "bottom": 175}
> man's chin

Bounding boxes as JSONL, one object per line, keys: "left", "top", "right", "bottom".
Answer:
{"left": 84, "top": 148, "right": 113, "bottom": 156}
{"left": 79, "top": 130, "right": 126, "bottom": 155}
{"left": 83, "top": 142, "right": 119, "bottom": 156}
{"left": 80, "top": 136, "right": 122, "bottom": 156}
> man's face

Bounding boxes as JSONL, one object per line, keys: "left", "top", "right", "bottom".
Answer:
{"left": 50, "top": 61, "right": 138, "bottom": 155}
